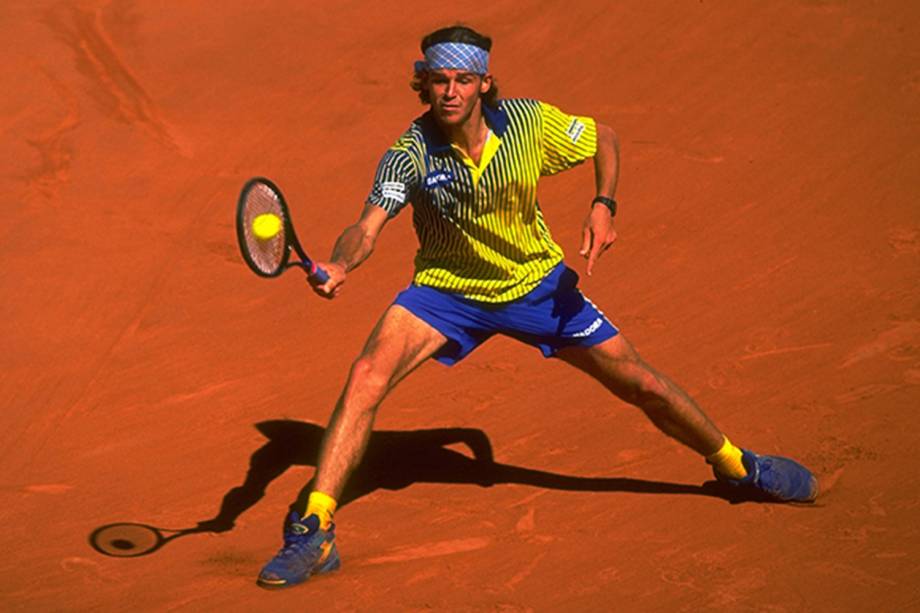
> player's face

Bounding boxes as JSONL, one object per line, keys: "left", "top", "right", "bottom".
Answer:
{"left": 427, "top": 69, "right": 492, "bottom": 127}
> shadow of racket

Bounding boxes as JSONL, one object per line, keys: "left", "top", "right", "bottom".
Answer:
{"left": 89, "top": 522, "right": 208, "bottom": 557}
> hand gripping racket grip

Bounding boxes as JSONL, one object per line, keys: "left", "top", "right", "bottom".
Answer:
{"left": 308, "top": 263, "right": 330, "bottom": 284}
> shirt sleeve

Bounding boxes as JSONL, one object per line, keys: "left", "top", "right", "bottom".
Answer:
{"left": 366, "top": 148, "right": 419, "bottom": 217}
{"left": 538, "top": 101, "right": 598, "bottom": 176}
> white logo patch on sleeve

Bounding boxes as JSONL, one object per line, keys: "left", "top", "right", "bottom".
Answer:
{"left": 566, "top": 118, "right": 586, "bottom": 144}
{"left": 381, "top": 181, "right": 407, "bottom": 203}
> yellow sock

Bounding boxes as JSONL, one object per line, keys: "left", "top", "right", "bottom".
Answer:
{"left": 305, "top": 491, "right": 338, "bottom": 529}
{"left": 706, "top": 436, "right": 747, "bottom": 480}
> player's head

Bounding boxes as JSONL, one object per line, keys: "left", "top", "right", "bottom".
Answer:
{"left": 411, "top": 25, "right": 499, "bottom": 125}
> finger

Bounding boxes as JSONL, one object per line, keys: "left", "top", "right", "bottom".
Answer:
{"left": 587, "top": 238, "right": 606, "bottom": 276}
{"left": 601, "top": 231, "right": 618, "bottom": 252}
{"left": 580, "top": 226, "right": 592, "bottom": 257}
{"left": 317, "top": 281, "right": 338, "bottom": 300}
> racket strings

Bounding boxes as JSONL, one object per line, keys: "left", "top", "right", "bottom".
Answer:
{"left": 241, "top": 183, "right": 287, "bottom": 275}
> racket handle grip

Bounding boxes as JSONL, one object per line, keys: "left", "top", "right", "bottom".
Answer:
{"left": 309, "top": 264, "right": 330, "bottom": 284}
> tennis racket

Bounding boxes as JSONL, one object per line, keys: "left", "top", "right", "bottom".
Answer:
{"left": 236, "top": 177, "right": 329, "bottom": 283}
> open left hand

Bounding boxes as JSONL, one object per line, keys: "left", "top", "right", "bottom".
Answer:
{"left": 579, "top": 205, "right": 618, "bottom": 276}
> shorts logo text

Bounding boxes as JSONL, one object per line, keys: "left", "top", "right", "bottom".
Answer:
{"left": 572, "top": 317, "right": 603, "bottom": 338}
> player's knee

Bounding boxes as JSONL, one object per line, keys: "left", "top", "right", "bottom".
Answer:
{"left": 623, "top": 367, "right": 669, "bottom": 409}
{"left": 348, "top": 355, "right": 395, "bottom": 395}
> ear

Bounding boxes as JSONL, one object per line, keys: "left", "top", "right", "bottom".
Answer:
{"left": 480, "top": 73, "right": 493, "bottom": 95}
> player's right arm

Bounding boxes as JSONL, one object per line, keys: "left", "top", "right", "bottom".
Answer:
{"left": 312, "top": 141, "right": 419, "bottom": 298}
{"left": 311, "top": 203, "right": 390, "bottom": 298}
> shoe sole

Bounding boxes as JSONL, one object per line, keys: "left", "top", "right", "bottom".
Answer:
{"left": 256, "top": 547, "right": 341, "bottom": 590}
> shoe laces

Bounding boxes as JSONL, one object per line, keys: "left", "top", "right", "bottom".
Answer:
{"left": 276, "top": 516, "right": 321, "bottom": 559}
{"left": 277, "top": 532, "right": 313, "bottom": 558}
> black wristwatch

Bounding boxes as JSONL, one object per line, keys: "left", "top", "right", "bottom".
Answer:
{"left": 591, "top": 196, "right": 617, "bottom": 217}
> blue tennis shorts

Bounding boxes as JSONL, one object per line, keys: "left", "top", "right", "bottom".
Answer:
{"left": 393, "top": 263, "right": 619, "bottom": 365}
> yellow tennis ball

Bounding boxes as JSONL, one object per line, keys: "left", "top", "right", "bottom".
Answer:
{"left": 252, "top": 213, "right": 282, "bottom": 240}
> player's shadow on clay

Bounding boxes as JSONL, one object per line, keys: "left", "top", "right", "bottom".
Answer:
{"left": 89, "top": 419, "right": 773, "bottom": 557}
{"left": 196, "top": 419, "right": 769, "bottom": 533}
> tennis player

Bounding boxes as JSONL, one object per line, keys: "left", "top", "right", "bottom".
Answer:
{"left": 256, "top": 25, "right": 818, "bottom": 589}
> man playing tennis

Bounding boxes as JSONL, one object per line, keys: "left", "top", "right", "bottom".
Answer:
{"left": 256, "top": 25, "right": 817, "bottom": 589}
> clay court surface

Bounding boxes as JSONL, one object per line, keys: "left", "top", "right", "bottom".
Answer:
{"left": 2, "top": 1, "right": 919, "bottom": 610}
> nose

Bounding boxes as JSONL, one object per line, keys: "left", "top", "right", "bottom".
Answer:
{"left": 445, "top": 79, "right": 458, "bottom": 98}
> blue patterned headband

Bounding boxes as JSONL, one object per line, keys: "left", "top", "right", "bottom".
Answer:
{"left": 413, "top": 42, "right": 490, "bottom": 75}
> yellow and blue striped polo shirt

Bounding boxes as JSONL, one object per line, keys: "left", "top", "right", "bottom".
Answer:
{"left": 367, "top": 98, "right": 597, "bottom": 302}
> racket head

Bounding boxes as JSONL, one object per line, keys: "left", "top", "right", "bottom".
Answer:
{"left": 89, "top": 522, "right": 169, "bottom": 557}
{"left": 236, "top": 177, "right": 293, "bottom": 277}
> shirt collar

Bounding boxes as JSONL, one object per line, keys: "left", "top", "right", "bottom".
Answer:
{"left": 418, "top": 101, "right": 509, "bottom": 154}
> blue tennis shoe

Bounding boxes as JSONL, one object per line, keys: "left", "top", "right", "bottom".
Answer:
{"left": 257, "top": 512, "right": 340, "bottom": 589}
{"left": 715, "top": 449, "right": 818, "bottom": 502}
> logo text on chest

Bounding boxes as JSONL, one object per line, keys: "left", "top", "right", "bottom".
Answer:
{"left": 424, "top": 169, "right": 454, "bottom": 189}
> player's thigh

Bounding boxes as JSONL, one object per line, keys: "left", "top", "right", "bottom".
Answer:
{"left": 556, "top": 333, "right": 654, "bottom": 397}
{"left": 354, "top": 304, "right": 448, "bottom": 386}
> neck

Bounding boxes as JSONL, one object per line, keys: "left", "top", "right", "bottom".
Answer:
{"left": 442, "top": 101, "right": 488, "bottom": 154}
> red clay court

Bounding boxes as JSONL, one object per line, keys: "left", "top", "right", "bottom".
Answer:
{"left": 2, "top": 1, "right": 918, "bottom": 610}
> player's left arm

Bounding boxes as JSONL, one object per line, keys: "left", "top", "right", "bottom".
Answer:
{"left": 579, "top": 122, "right": 620, "bottom": 276}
